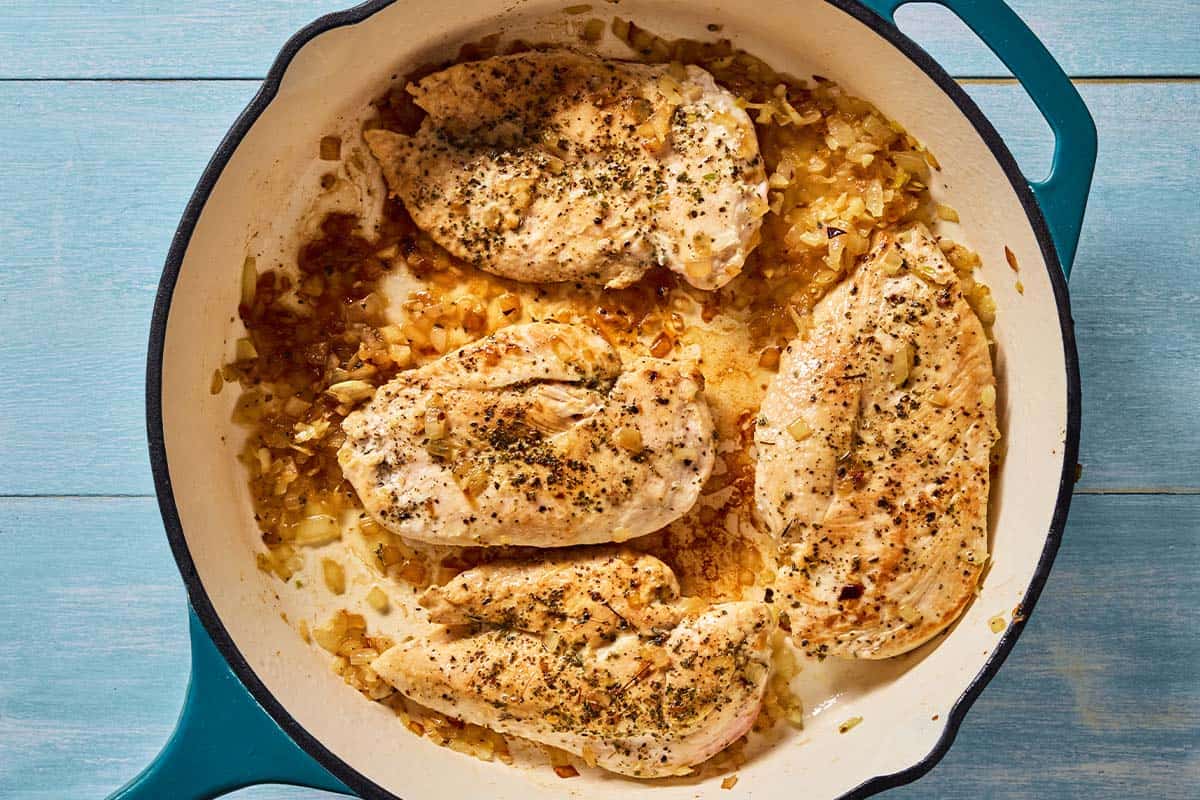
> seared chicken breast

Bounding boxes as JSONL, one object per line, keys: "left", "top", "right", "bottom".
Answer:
{"left": 421, "top": 549, "right": 682, "bottom": 647}
{"left": 754, "top": 224, "right": 999, "bottom": 659}
{"left": 365, "top": 51, "right": 767, "bottom": 290}
{"left": 372, "top": 551, "right": 773, "bottom": 777}
{"left": 339, "top": 322, "right": 715, "bottom": 547}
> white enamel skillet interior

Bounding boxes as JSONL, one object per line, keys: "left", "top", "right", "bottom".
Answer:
{"left": 142, "top": 1, "right": 1091, "bottom": 798}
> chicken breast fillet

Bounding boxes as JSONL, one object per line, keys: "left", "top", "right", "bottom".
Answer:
{"left": 420, "top": 549, "right": 683, "bottom": 647}
{"left": 339, "top": 322, "right": 715, "bottom": 547}
{"left": 372, "top": 551, "right": 774, "bottom": 777}
{"left": 364, "top": 51, "right": 767, "bottom": 290}
{"left": 754, "top": 224, "right": 999, "bottom": 659}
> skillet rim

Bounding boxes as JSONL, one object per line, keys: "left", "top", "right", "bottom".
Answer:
{"left": 145, "top": 1, "right": 1082, "bottom": 796}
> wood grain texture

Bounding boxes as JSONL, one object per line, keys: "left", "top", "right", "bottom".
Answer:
{"left": 1, "top": 80, "right": 1195, "bottom": 494}
{"left": 892, "top": 1, "right": 1200, "bottom": 78}
{"left": 965, "top": 82, "right": 1200, "bottom": 491}
{"left": 0, "top": 1, "right": 1196, "bottom": 80}
{"left": 0, "top": 494, "right": 1194, "bottom": 798}
{"left": 0, "top": 3, "right": 1197, "bottom": 798}
{"left": 0, "top": 81, "right": 261, "bottom": 496}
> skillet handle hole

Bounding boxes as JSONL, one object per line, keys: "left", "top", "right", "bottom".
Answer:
{"left": 893, "top": 2, "right": 1053, "bottom": 182}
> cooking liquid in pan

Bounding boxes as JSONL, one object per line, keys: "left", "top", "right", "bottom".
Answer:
{"left": 221, "top": 20, "right": 998, "bottom": 780}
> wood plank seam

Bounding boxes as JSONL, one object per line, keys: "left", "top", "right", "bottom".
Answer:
{"left": 2, "top": 0, "right": 1198, "bottom": 81}
{"left": 0, "top": 76, "right": 264, "bottom": 83}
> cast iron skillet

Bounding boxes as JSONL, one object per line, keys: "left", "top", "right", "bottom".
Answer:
{"left": 120, "top": 1, "right": 1094, "bottom": 797}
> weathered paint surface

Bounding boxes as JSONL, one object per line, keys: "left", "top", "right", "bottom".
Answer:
{"left": 0, "top": 3, "right": 1197, "bottom": 798}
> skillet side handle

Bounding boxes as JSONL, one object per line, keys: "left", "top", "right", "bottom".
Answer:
{"left": 107, "top": 607, "right": 352, "bottom": 800}
{"left": 859, "top": 0, "right": 1098, "bottom": 277}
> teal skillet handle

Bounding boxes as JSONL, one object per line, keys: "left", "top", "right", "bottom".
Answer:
{"left": 859, "top": 0, "right": 1097, "bottom": 276}
{"left": 108, "top": 608, "right": 353, "bottom": 799}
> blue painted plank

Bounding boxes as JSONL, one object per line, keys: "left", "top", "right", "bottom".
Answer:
{"left": 0, "top": 1, "right": 1196, "bottom": 80}
{"left": 0, "top": 81, "right": 261, "bottom": 496}
{"left": 0, "top": 80, "right": 1195, "bottom": 494}
{"left": 893, "top": 1, "right": 1200, "bottom": 78}
{"left": 0, "top": 498, "right": 188, "bottom": 799}
{"left": 965, "top": 81, "right": 1200, "bottom": 491}
{"left": 0, "top": 494, "right": 1194, "bottom": 798}
{"left": 0, "top": 0, "right": 324, "bottom": 79}
{"left": 888, "top": 493, "right": 1200, "bottom": 800}
{"left": 0, "top": 496, "right": 340, "bottom": 800}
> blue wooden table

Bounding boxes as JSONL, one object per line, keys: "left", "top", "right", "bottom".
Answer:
{"left": 0, "top": 2, "right": 1196, "bottom": 797}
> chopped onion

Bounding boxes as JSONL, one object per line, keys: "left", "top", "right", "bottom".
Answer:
{"left": 424, "top": 399, "right": 447, "bottom": 440}
{"left": 891, "top": 151, "right": 930, "bottom": 179}
{"left": 892, "top": 342, "right": 913, "bottom": 387}
{"left": 325, "top": 380, "right": 375, "bottom": 405}
{"left": 235, "top": 337, "right": 258, "bottom": 362}
{"left": 295, "top": 512, "right": 340, "bottom": 547}
{"left": 459, "top": 467, "right": 490, "bottom": 497}
{"left": 388, "top": 344, "right": 413, "bottom": 367}
{"left": 293, "top": 418, "right": 330, "bottom": 444}
{"left": 649, "top": 331, "right": 674, "bottom": 358}
{"left": 865, "top": 179, "right": 884, "bottom": 218}
{"left": 814, "top": 267, "right": 839, "bottom": 285}
{"left": 879, "top": 247, "right": 904, "bottom": 276}
{"left": 349, "top": 648, "right": 379, "bottom": 666}
{"left": 429, "top": 325, "right": 448, "bottom": 353}
{"left": 322, "top": 558, "right": 346, "bottom": 595}
{"left": 787, "top": 417, "right": 812, "bottom": 441}
{"left": 312, "top": 611, "right": 350, "bottom": 652}
{"left": 495, "top": 292, "right": 522, "bottom": 317}
{"left": 846, "top": 141, "right": 878, "bottom": 166}
{"left": 796, "top": 228, "right": 826, "bottom": 248}
{"left": 614, "top": 426, "right": 644, "bottom": 453}
{"left": 825, "top": 116, "right": 855, "bottom": 150}
{"left": 823, "top": 237, "right": 846, "bottom": 272}
{"left": 936, "top": 203, "right": 960, "bottom": 222}
{"left": 838, "top": 716, "right": 864, "bottom": 734}
{"left": 240, "top": 256, "right": 257, "bottom": 308}
{"left": 768, "top": 170, "right": 791, "bottom": 189}
{"left": 684, "top": 258, "right": 712, "bottom": 281}
{"left": 283, "top": 396, "right": 311, "bottom": 418}
{"left": 366, "top": 585, "right": 390, "bottom": 613}
{"left": 959, "top": 548, "right": 990, "bottom": 565}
